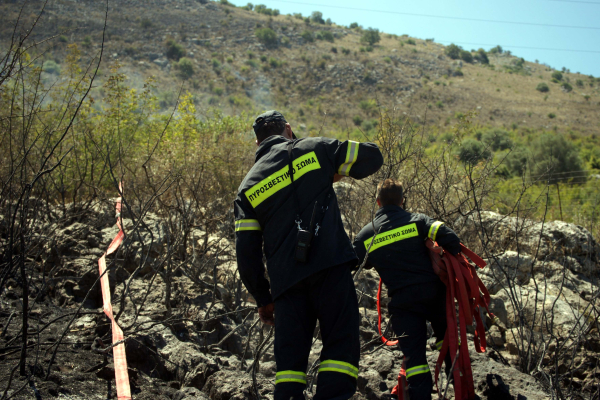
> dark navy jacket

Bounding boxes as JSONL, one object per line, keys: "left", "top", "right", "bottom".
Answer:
{"left": 353, "top": 205, "right": 461, "bottom": 302}
{"left": 234, "top": 135, "right": 383, "bottom": 307}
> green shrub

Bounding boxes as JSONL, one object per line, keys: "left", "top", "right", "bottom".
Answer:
{"left": 242, "top": 3, "right": 254, "bottom": 10}
{"left": 212, "top": 59, "right": 221, "bottom": 68}
{"left": 360, "top": 28, "right": 380, "bottom": 46}
{"left": 445, "top": 44, "right": 461, "bottom": 59}
{"left": 561, "top": 82, "right": 573, "bottom": 92}
{"left": 331, "top": 47, "right": 337, "bottom": 53}
{"left": 320, "top": 30, "right": 334, "bottom": 42}
{"left": 576, "top": 79, "right": 584, "bottom": 87}
{"left": 359, "top": 99, "right": 377, "bottom": 115}
{"left": 301, "top": 30, "right": 314, "bottom": 42}
{"left": 59, "top": 35, "right": 68, "bottom": 43}
{"left": 474, "top": 48, "right": 488, "bottom": 64}
{"left": 165, "top": 39, "right": 184, "bottom": 60}
{"left": 436, "top": 100, "right": 444, "bottom": 108}
{"left": 254, "top": 4, "right": 278, "bottom": 15}
{"left": 260, "top": 55, "right": 267, "bottom": 62}
{"left": 406, "top": 38, "right": 416, "bottom": 45}
{"left": 349, "top": 22, "right": 359, "bottom": 29}
{"left": 383, "top": 57, "right": 391, "bottom": 63}
{"left": 316, "top": 59, "right": 326, "bottom": 69}
{"left": 548, "top": 113, "right": 556, "bottom": 119}
{"left": 489, "top": 45, "right": 503, "bottom": 54}
{"left": 352, "top": 115, "right": 363, "bottom": 126}
{"left": 141, "top": 18, "right": 152, "bottom": 28}
{"left": 176, "top": 57, "right": 194, "bottom": 79}
{"left": 293, "top": 13, "right": 303, "bottom": 19}
{"left": 482, "top": 128, "right": 513, "bottom": 151}
{"left": 213, "top": 87, "right": 224, "bottom": 96}
{"left": 551, "top": 71, "right": 563, "bottom": 81}
{"left": 268, "top": 57, "right": 281, "bottom": 68}
{"left": 536, "top": 82, "right": 549, "bottom": 92}
{"left": 460, "top": 50, "right": 473, "bottom": 63}
{"left": 456, "top": 139, "right": 492, "bottom": 164}
{"left": 245, "top": 59, "right": 258, "bottom": 68}
{"left": 42, "top": 60, "right": 61, "bottom": 74}
{"left": 341, "top": 47, "right": 350, "bottom": 55}
{"left": 256, "top": 28, "right": 278, "bottom": 46}
{"left": 453, "top": 68, "right": 463, "bottom": 77}
{"left": 82, "top": 35, "right": 92, "bottom": 48}
{"left": 310, "top": 11, "right": 325, "bottom": 24}
{"left": 530, "top": 133, "right": 584, "bottom": 183}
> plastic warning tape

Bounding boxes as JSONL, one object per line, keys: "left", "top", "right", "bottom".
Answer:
{"left": 98, "top": 183, "right": 131, "bottom": 400}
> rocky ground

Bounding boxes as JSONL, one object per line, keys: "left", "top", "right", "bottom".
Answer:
{"left": 1, "top": 199, "right": 599, "bottom": 399}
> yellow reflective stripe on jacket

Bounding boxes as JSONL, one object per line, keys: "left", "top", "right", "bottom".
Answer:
{"left": 318, "top": 360, "right": 358, "bottom": 379}
{"left": 406, "top": 364, "right": 430, "bottom": 379}
{"left": 275, "top": 370, "right": 307, "bottom": 384}
{"left": 245, "top": 151, "right": 321, "bottom": 208}
{"left": 428, "top": 221, "right": 444, "bottom": 241}
{"left": 364, "top": 223, "right": 418, "bottom": 253}
{"left": 235, "top": 219, "right": 261, "bottom": 232}
{"left": 338, "top": 141, "right": 359, "bottom": 176}
{"left": 436, "top": 340, "right": 443, "bottom": 351}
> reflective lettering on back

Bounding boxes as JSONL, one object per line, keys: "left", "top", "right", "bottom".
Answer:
{"left": 364, "top": 223, "right": 418, "bottom": 253}
{"left": 245, "top": 151, "right": 321, "bottom": 208}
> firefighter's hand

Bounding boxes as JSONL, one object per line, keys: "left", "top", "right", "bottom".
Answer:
{"left": 333, "top": 173, "right": 344, "bottom": 183}
{"left": 258, "top": 303, "right": 275, "bottom": 326}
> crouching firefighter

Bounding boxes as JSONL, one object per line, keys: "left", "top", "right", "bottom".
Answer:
{"left": 234, "top": 110, "right": 383, "bottom": 400}
{"left": 353, "top": 179, "right": 461, "bottom": 400}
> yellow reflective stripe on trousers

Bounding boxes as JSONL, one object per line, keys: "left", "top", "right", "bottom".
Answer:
{"left": 428, "top": 221, "right": 444, "bottom": 241}
{"left": 235, "top": 219, "right": 261, "bottom": 232}
{"left": 436, "top": 340, "right": 443, "bottom": 351}
{"left": 318, "top": 360, "right": 358, "bottom": 379}
{"left": 406, "top": 364, "right": 430, "bottom": 379}
{"left": 363, "top": 223, "right": 418, "bottom": 253}
{"left": 338, "top": 141, "right": 359, "bottom": 176}
{"left": 245, "top": 151, "right": 321, "bottom": 208}
{"left": 275, "top": 370, "right": 307, "bottom": 384}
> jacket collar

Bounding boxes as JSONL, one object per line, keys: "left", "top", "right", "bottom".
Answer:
{"left": 375, "top": 204, "right": 406, "bottom": 218}
{"left": 255, "top": 135, "right": 289, "bottom": 162}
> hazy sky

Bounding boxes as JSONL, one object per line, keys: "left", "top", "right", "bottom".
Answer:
{"left": 227, "top": 0, "right": 600, "bottom": 77}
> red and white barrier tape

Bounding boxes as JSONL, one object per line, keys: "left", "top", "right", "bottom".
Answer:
{"left": 98, "top": 182, "right": 131, "bottom": 399}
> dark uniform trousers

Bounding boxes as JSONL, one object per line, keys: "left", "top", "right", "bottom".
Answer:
{"left": 389, "top": 281, "right": 451, "bottom": 400}
{"left": 273, "top": 263, "right": 360, "bottom": 400}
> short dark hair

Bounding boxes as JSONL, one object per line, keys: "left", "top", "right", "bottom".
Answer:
{"left": 253, "top": 110, "right": 287, "bottom": 143}
{"left": 377, "top": 179, "right": 403, "bottom": 207}
{"left": 255, "top": 119, "right": 286, "bottom": 143}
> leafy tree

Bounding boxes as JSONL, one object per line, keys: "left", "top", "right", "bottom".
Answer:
{"left": 489, "top": 45, "right": 503, "bottom": 54}
{"left": 42, "top": 60, "right": 61, "bottom": 74}
{"left": 460, "top": 50, "right": 473, "bottom": 63}
{"left": 482, "top": 129, "right": 513, "bottom": 151}
{"left": 536, "top": 82, "right": 549, "bottom": 93}
{"left": 301, "top": 30, "right": 314, "bottom": 42}
{"left": 311, "top": 11, "right": 325, "bottom": 24}
{"left": 561, "top": 82, "right": 573, "bottom": 92}
{"left": 165, "top": 39, "right": 184, "bottom": 60}
{"left": 320, "top": 30, "right": 334, "bottom": 42}
{"left": 551, "top": 71, "right": 563, "bottom": 81}
{"left": 445, "top": 44, "right": 461, "bottom": 60}
{"left": 474, "top": 48, "right": 488, "bottom": 64}
{"left": 176, "top": 57, "right": 194, "bottom": 79}
{"left": 530, "top": 133, "right": 584, "bottom": 183}
{"left": 505, "top": 146, "right": 530, "bottom": 177}
{"left": 360, "top": 28, "right": 380, "bottom": 46}
{"left": 456, "top": 139, "right": 492, "bottom": 164}
{"left": 255, "top": 28, "right": 278, "bottom": 46}
{"left": 349, "top": 22, "right": 359, "bottom": 29}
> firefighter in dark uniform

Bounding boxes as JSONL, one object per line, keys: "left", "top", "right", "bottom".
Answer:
{"left": 234, "top": 111, "right": 383, "bottom": 400}
{"left": 353, "top": 179, "right": 461, "bottom": 400}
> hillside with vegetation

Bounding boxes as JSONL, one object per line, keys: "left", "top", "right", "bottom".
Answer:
{"left": 1, "top": 1, "right": 599, "bottom": 399}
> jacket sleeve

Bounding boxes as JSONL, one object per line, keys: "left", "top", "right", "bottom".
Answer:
{"left": 322, "top": 138, "right": 383, "bottom": 179}
{"left": 352, "top": 224, "right": 375, "bottom": 270}
{"left": 421, "top": 215, "right": 462, "bottom": 256}
{"left": 234, "top": 196, "right": 273, "bottom": 307}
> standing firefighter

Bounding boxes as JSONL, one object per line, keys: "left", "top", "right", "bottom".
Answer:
{"left": 353, "top": 179, "right": 461, "bottom": 400}
{"left": 234, "top": 110, "right": 383, "bottom": 399}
